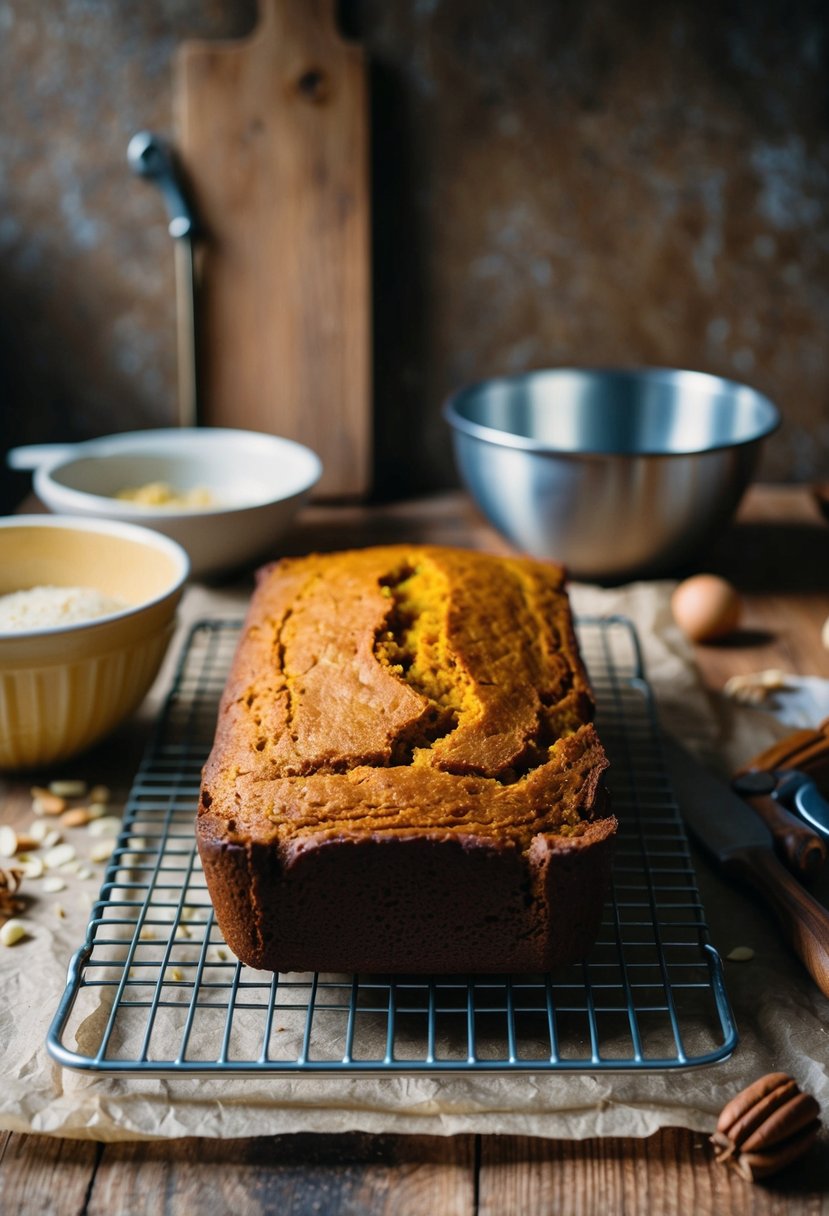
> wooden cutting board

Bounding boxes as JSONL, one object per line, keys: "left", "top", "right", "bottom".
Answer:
{"left": 174, "top": 0, "right": 371, "bottom": 499}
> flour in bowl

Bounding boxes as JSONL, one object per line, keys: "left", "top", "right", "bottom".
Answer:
{"left": 0, "top": 586, "right": 129, "bottom": 631}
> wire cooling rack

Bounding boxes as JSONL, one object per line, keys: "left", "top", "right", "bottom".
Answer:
{"left": 47, "top": 616, "right": 737, "bottom": 1076}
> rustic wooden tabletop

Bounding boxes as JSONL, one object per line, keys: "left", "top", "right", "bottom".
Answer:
{"left": 2, "top": 484, "right": 829, "bottom": 1215}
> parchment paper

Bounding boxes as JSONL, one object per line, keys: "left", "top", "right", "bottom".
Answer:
{"left": 2, "top": 579, "right": 828, "bottom": 1142}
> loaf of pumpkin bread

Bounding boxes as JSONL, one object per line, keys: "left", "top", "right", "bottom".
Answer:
{"left": 197, "top": 545, "right": 615, "bottom": 973}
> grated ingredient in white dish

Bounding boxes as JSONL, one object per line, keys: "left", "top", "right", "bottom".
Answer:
{"left": 116, "top": 481, "right": 215, "bottom": 509}
{"left": 0, "top": 585, "right": 129, "bottom": 631}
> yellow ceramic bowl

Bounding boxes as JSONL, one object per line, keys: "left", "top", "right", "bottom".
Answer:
{"left": 0, "top": 515, "right": 189, "bottom": 771}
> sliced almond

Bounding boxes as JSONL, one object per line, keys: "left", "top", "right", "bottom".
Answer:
{"left": 48, "top": 780, "right": 88, "bottom": 799}
{"left": 0, "top": 918, "right": 28, "bottom": 946}
{"left": 29, "top": 823, "right": 63, "bottom": 849}
{"left": 43, "top": 843, "right": 77, "bottom": 870}
{"left": 41, "top": 876, "right": 67, "bottom": 894}
{"left": 724, "top": 669, "right": 791, "bottom": 706}
{"left": 30, "top": 820, "right": 52, "bottom": 844}
{"left": 31, "top": 789, "right": 67, "bottom": 816}
{"left": 15, "top": 854, "right": 44, "bottom": 879}
{"left": 0, "top": 826, "right": 19, "bottom": 858}
{"left": 90, "top": 840, "right": 115, "bottom": 863}
{"left": 89, "top": 785, "right": 111, "bottom": 805}
{"left": 727, "top": 946, "right": 755, "bottom": 962}
{"left": 60, "top": 808, "right": 91, "bottom": 828}
{"left": 86, "top": 803, "right": 107, "bottom": 820}
{"left": 88, "top": 817, "right": 122, "bottom": 838}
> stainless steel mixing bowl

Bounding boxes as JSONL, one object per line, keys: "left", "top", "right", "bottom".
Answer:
{"left": 443, "top": 367, "right": 780, "bottom": 582}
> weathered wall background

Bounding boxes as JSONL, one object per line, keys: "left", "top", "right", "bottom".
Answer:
{"left": 1, "top": 0, "right": 828, "bottom": 508}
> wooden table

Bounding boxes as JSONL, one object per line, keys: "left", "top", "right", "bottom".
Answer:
{"left": 2, "top": 484, "right": 829, "bottom": 1215}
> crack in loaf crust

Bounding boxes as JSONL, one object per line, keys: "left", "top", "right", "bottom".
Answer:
{"left": 197, "top": 545, "right": 616, "bottom": 973}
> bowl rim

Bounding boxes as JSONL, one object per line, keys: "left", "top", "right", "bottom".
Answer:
{"left": 442, "top": 365, "right": 782, "bottom": 457}
{"left": 31, "top": 427, "right": 323, "bottom": 520}
{"left": 0, "top": 514, "right": 190, "bottom": 640}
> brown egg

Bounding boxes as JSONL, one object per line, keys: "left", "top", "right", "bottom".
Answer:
{"left": 671, "top": 574, "right": 741, "bottom": 643}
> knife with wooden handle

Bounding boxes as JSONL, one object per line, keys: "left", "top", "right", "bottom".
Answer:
{"left": 662, "top": 734, "right": 829, "bottom": 1000}
{"left": 737, "top": 785, "right": 826, "bottom": 881}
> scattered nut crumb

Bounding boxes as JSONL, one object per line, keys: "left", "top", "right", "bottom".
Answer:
{"left": 48, "top": 780, "right": 87, "bottom": 799}
{"left": 0, "top": 775, "right": 124, "bottom": 931}
{"left": 0, "top": 826, "right": 19, "bottom": 858}
{"left": 166, "top": 966, "right": 184, "bottom": 983}
{"left": 0, "top": 918, "right": 29, "bottom": 947}
{"left": 723, "top": 669, "right": 792, "bottom": 706}
{"left": 727, "top": 946, "right": 755, "bottom": 962}
{"left": 29, "top": 820, "right": 59, "bottom": 846}
{"left": 43, "top": 843, "right": 77, "bottom": 870}
{"left": 0, "top": 826, "right": 38, "bottom": 857}
{"left": 60, "top": 807, "right": 91, "bottom": 828}
{"left": 0, "top": 868, "right": 25, "bottom": 925}
{"left": 30, "top": 789, "right": 67, "bottom": 816}
{"left": 139, "top": 926, "right": 156, "bottom": 940}
{"left": 15, "top": 854, "right": 44, "bottom": 879}
{"left": 88, "top": 817, "right": 121, "bottom": 838}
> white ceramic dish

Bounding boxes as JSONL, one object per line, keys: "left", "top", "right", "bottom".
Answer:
{"left": 10, "top": 428, "right": 322, "bottom": 579}
{"left": 0, "top": 515, "right": 189, "bottom": 770}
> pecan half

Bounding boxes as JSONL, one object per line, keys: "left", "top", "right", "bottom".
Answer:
{"left": 712, "top": 1072, "right": 822, "bottom": 1182}
{"left": 0, "top": 867, "right": 25, "bottom": 926}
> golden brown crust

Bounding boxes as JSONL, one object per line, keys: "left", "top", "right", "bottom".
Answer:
{"left": 197, "top": 544, "right": 615, "bottom": 973}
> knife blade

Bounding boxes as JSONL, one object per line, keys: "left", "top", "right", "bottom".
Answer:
{"left": 662, "top": 733, "right": 829, "bottom": 1000}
